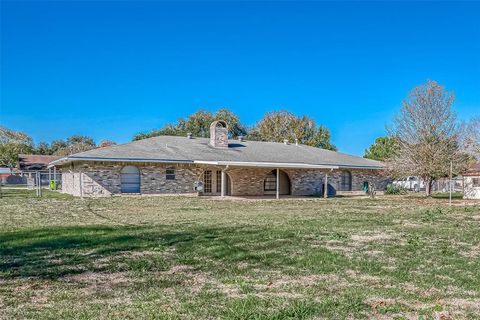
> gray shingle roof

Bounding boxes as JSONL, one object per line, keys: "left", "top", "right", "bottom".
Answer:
{"left": 50, "top": 136, "right": 384, "bottom": 169}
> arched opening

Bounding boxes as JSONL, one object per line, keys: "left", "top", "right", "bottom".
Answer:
{"left": 215, "top": 120, "right": 227, "bottom": 128}
{"left": 121, "top": 166, "right": 140, "bottom": 193}
{"left": 340, "top": 171, "right": 352, "bottom": 191}
{"left": 263, "top": 169, "right": 291, "bottom": 195}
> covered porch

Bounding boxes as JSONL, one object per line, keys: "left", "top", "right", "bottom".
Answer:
{"left": 195, "top": 161, "right": 338, "bottom": 199}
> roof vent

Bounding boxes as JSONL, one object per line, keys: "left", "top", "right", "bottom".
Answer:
{"left": 283, "top": 139, "right": 289, "bottom": 145}
{"left": 187, "top": 133, "right": 193, "bottom": 139}
{"left": 295, "top": 138, "right": 299, "bottom": 146}
{"left": 238, "top": 135, "right": 244, "bottom": 142}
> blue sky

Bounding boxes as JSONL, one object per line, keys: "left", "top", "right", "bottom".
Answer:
{"left": 1, "top": 1, "right": 479, "bottom": 155}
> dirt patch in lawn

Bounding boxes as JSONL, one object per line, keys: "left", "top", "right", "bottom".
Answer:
{"left": 351, "top": 232, "right": 396, "bottom": 243}
{"left": 63, "top": 272, "right": 131, "bottom": 295}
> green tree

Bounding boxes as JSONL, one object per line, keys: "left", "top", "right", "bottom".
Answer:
{"left": 35, "top": 142, "right": 53, "bottom": 155}
{"left": 364, "top": 136, "right": 399, "bottom": 161}
{"left": 177, "top": 110, "right": 215, "bottom": 137}
{"left": 0, "top": 127, "right": 34, "bottom": 169}
{"left": 54, "top": 135, "right": 97, "bottom": 156}
{"left": 254, "top": 110, "right": 337, "bottom": 150}
{"left": 214, "top": 108, "right": 247, "bottom": 137}
{"left": 133, "top": 109, "right": 246, "bottom": 140}
{"left": 306, "top": 125, "right": 337, "bottom": 151}
{"left": 66, "top": 135, "right": 95, "bottom": 147}
{"left": 50, "top": 140, "right": 68, "bottom": 154}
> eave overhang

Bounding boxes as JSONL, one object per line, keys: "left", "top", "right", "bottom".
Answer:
{"left": 48, "top": 156, "right": 384, "bottom": 170}
{"left": 193, "top": 160, "right": 338, "bottom": 170}
{"left": 47, "top": 156, "right": 193, "bottom": 168}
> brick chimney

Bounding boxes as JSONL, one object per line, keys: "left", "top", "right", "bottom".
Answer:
{"left": 209, "top": 120, "right": 228, "bottom": 149}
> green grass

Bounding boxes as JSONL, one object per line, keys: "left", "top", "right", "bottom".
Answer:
{"left": 431, "top": 192, "right": 464, "bottom": 199}
{"left": 0, "top": 194, "right": 479, "bottom": 319}
{"left": 0, "top": 188, "right": 72, "bottom": 199}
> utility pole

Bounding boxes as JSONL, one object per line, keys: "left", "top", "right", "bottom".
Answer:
{"left": 449, "top": 160, "right": 453, "bottom": 206}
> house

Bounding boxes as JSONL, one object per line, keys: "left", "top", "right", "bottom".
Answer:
{"left": 463, "top": 161, "right": 480, "bottom": 200}
{"left": 18, "top": 154, "right": 62, "bottom": 172}
{"left": 17, "top": 154, "right": 62, "bottom": 186}
{"left": 49, "top": 120, "right": 391, "bottom": 198}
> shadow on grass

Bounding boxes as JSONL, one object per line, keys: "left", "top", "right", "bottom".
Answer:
{"left": 0, "top": 224, "right": 348, "bottom": 280}
{"left": 0, "top": 188, "right": 72, "bottom": 199}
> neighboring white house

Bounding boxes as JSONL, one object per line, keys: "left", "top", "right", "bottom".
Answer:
{"left": 464, "top": 162, "right": 480, "bottom": 200}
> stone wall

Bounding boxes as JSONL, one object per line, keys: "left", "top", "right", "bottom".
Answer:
{"left": 227, "top": 167, "right": 272, "bottom": 196}
{"left": 60, "top": 161, "right": 391, "bottom": 197}
{"left": 284, "top": 169, "right": 325, "bottom": 196}
{"left": 348, "top": 169, "right": 391, "bottom": 192}
{"left": 61, "top": 171, "right": 78, "bottom": 196}
{"left": 60, "top": 162, "right": 202, "bottom": 197}
{"left": 140, "top": 165, "right": 202, "bottom": 194}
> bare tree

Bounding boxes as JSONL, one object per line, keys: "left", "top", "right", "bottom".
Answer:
{"left": 98, "top": 140, "right": 117, "bottom": 148}
{"left": 462, "top": 117, "right": 480, "bottom": 159}
{"left": 388, "top": 80, "right": 470, "bottom": 196}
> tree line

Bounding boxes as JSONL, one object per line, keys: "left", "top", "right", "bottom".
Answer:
{"left": 133, "top": 109, "right": 337, "bottom": 151}
{"left": 0, "top": 129, "right": 117, "bottom": 169}
{"left": 1, "top": 80, "right": 478, "bottom": 197}
{"left": 0, "top": 110, "right": 337, "bottom": 169}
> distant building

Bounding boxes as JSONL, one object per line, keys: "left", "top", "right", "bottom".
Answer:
{"left": 464, "top": 162, "right": 480, "bottom": 200}
{"left": 18, "top": 154, "right": 62, "bottom": 172}
{"left": 0, "top": 167, "right": 11, "bottom": 183}
{"left": 16, "top": 154, "right": 62, "bottom": 186}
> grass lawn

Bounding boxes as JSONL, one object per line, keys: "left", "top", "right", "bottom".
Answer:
{"left": 431, "top": 192, "right": 464, "bottom": 200}
{"left": 1, "top": 192, "right": 479, "bottom": 319}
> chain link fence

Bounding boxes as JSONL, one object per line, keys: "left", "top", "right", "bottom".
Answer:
{"left": 432, "top": 177, "right": 464, "bottom": 193}
{"left": 0, "top": 171, "right": 62, "bottom": 198}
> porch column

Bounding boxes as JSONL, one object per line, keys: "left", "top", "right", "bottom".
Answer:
{"left": 276, "top": 168, "right": 280, "bottom": 199}
{"left": 53, "top": 166, "right": 57, "bottom": 184}
{"left": 48, "top": 168, "right": 52, "bottom": 182}
{"left": 79, "top": 170, "right": 83, "bottom": 198}
{"left": 324, "top": 171, "right": 328, "bottom": 198}
{"left": 221, "top": 170, "right": 226, "bottom": 197}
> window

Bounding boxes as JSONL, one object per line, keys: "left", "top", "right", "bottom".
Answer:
{"left": 203, "top": 170, "right": 212, "bottom": 193}
{"left": 473, "top": 178, "right": 480, "bottom": 187}
{"left": 166, "top": 166, "right": 175, "bottom": 180}
{"left": 340, "top": 171, "right": 352, "bottom": 191}
{"left": 264, "top": 172, "right": 277, "bottom": 191}
{"left": 216, "top": 170, "right": 222, "bottom": 193}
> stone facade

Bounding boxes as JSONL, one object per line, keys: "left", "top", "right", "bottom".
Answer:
{"left": 140, "top": 165, "right": 202, "bottom": 194}
{"left": 59, "top": 161, "right": 391, "bottom": 197}
{"left": 60, "top": 162, "right": 202, "bottom": 197}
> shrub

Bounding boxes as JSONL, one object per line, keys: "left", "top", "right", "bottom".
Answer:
{"left": 385, "top": 184, "right": 408, "bottom": 195}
